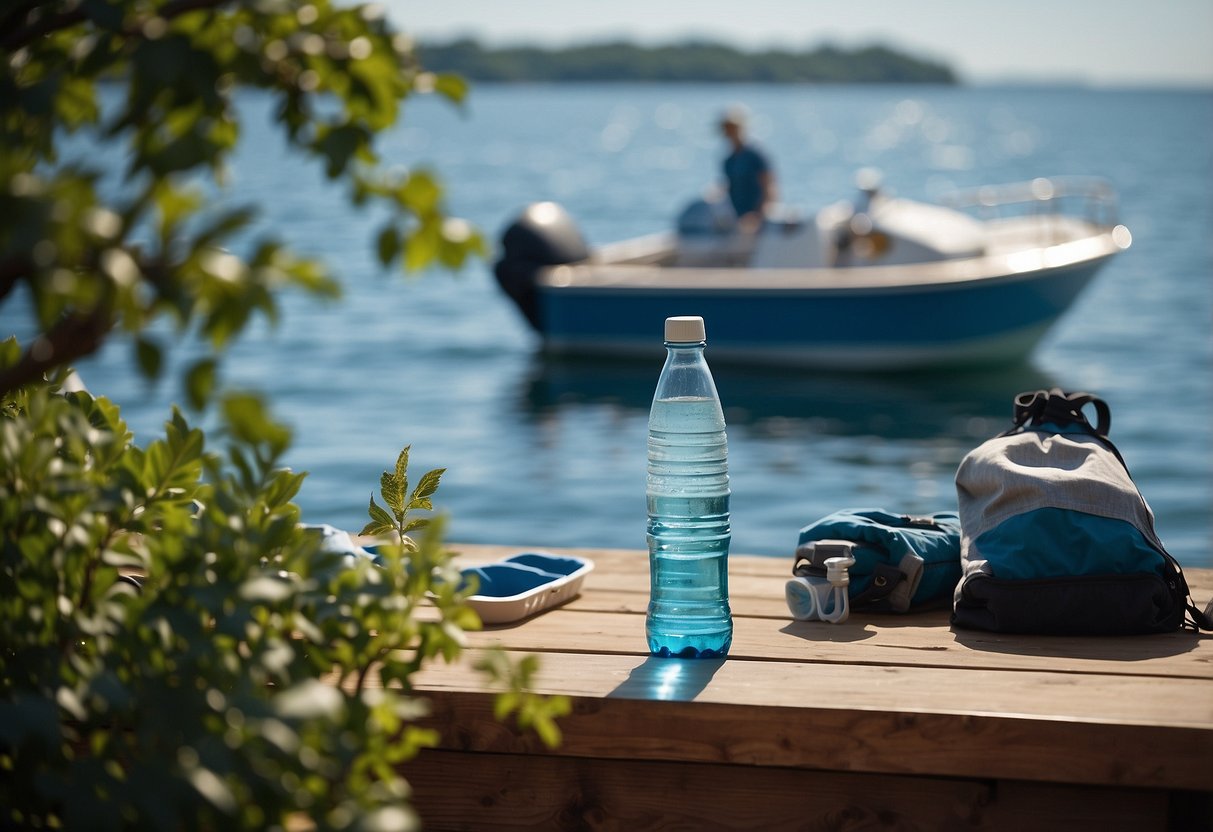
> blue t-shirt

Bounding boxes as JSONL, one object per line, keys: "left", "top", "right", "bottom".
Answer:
{"left": 723, "top": 144, "right": 770, "bottom": 216}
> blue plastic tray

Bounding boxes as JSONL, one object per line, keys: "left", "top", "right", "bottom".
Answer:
{"left": 457, "top": 552, "right": 594, "bottom": 624}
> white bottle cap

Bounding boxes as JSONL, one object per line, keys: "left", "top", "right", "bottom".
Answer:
{"left": 664, "top": 316, "right": 706, "bottom": 343}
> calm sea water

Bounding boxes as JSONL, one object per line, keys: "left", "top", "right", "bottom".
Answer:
{"left": 20, "top": 84, "right": 1213, "bottom": 566}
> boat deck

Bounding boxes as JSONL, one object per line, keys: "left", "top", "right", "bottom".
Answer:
{"left": 396, "top": 544, "right": 1213, "bottom": 830}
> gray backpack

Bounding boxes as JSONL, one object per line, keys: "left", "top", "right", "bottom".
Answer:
{"left": 953, "top": 389, "right": 1211, "bottom": 635}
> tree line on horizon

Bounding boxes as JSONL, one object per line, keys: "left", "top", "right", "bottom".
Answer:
{"left": 415, "top": 38, "right": 958, "bottom": 84}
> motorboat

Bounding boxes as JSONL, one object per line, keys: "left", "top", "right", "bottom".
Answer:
{"left": 493, "top": 174, "right": 1131, "bottom": 370}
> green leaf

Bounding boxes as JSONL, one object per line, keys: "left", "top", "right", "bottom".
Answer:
{"left": 408, "top": 467, "right": 445, "bottom": 511}
{"left": 134, "top": 337, "right": 163, "bottom": 380}
{"left": 263, "top": 469, "right": 306, "bottom": 509}
{"left": 313, "top": 123, "right": 368, "bottom": 179}
{"left": 221, "top": 393, "right": 292, "bottom": 451}
{"left": 184, "top": 358, "right": 216, "bottom": 410}
{"left": 403, "top": 225, "right": 438, "bottom": 272}
{"left": 432, "top": 73, "right": 470, "bottom": 105}
{"left": 401, "top": 171, "right": 441, "bottom": 216}
{"left": 194, "top": 206, "right": 257, "bottom": 250}
{"left": 394, "top": 446, "right": 410, "bottom": 485}
{"left": 380, "top": 471, "right": 403, "bottom": 515}
{"left": 534, "top": 713, "right": 562, "bottom": 749}
{"left": 376, "top": 224, "right": 400, "bottom": 267}
{"left": 493, "top": 691, "right": 519, "bottom": 722}
{"left": 0, "top": 336, "right": 20, "bottom": 370}
{"left": 366, "top": 494, "right": 395, "bottom": 530}
{"left": 153, "top": 182, "right": 204, "bottom": 242}
{"left": 55, "top": 76, "right": 100, "bottom": 129}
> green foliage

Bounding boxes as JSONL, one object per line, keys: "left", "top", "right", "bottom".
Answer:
{"left": 360, "top": 446, "right": 445, "bottom": 548}
{"left": 1, "top": 2, "right": 562, "bottom": 828}
{"left": 0, "top": 368, "right": 569, "bottom": 828}
{"left": 475, "top": 651, "right": 570, "bottom": 751}
{"left": 357, "top": 446, "right": 571, "bottom": 745}
{"left": 0, "top": 0, "right": 488, "bottom": 401}
{"left": 417, "top": 37, "right": 959, "bottom": 84}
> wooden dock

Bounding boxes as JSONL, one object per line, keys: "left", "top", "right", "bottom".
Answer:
{"left": 399, "top": 544, "right": 1213, "bottom": 830}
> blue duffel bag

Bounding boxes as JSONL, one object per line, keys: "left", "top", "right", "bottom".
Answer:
{"left": 794, "top": 508, "right": 962, "bottom": 613}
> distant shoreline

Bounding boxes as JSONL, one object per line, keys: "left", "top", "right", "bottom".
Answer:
{"left": 417, "top": 38, "right": 958, "bottom": 85}
{"left": 414, "top": 80, "right": 1213, "bottom": 95}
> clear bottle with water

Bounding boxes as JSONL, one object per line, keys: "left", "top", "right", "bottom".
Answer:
{"left": 645, "top": 316, "right": 733, "bottom": 658}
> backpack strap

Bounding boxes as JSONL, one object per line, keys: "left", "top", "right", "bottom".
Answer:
{"left": 1197, "top": 597, "right": 1213, "bottom": 631}
{"left": 1007, "top": 388, "right": 1124, "bottom": 468}
{"left": 1009, "top": 388, "right": 1111, "bottom": 437}
{"left": 1169, "top": 554, "right": 1213, "bottom": 631}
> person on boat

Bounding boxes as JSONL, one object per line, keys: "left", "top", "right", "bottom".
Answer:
{"left": 719, "top": 106, "right": 775, "bottom": 231}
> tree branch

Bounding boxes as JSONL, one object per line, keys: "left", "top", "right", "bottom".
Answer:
{"left": 0, "top": 304, "right": 112, "bottom": 398}
{"left": 1, "top": 0, "right": 235, "bottom": 53}
{"left": 0, "top": 256, "right": 32, "bottom": 306}
{"left": 0, "top": 4, "right": 85, "bottom": 52}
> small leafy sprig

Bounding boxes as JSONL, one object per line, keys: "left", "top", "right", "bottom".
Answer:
{"left": 356, "top": 444, "right": 571, "bottom": 749}
{"left": 360, "top": 445, "right": 445, "bottom": 549}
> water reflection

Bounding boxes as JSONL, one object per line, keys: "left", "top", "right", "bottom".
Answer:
{"left": 521, "top": 353, "right": 1056, "bottom": 442}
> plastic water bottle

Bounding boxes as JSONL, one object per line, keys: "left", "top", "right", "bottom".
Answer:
{"left": 645, "top": 316, "right": 733, "bottom": 658}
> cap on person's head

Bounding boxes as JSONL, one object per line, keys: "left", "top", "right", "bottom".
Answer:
{"left": 720, "top": 105, "right": 749, "bottom": 128}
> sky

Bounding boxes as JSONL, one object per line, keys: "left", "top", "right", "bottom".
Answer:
{"left": 380, "top": 0, "right": 1213, "bottom": 88}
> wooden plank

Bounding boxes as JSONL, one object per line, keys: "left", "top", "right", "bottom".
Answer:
{"left": 447, "top": 607, "right": 1213, "bottom": 680}
{"left": 413, "top": 648, "right": 1213, "bottom": 730}
{"left": 405, "top": 652, "right": 1213, "bottom": 790}
{"left": 421, "top": 545, "right": 1213, "bottom": 679}
{"left": 401, "top": 749, "right": 1171, "bottom": 831}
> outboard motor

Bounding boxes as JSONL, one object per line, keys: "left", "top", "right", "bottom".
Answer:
{"left": 494, "top": 202, "right": 589, "bottom": 332}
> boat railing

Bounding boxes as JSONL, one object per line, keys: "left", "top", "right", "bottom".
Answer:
{"left": 940, "top": 177, "right": 1121, "bottom": 242}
